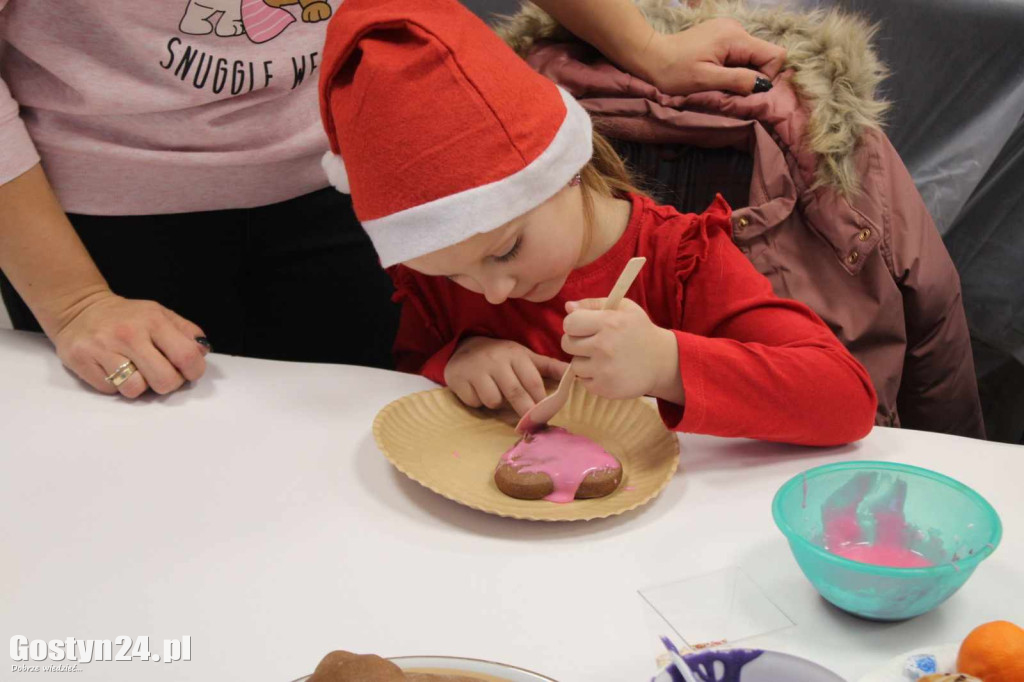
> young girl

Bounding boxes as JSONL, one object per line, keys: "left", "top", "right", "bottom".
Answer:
{"left": 317, "top": 0, "right": 876, "bottom": 447}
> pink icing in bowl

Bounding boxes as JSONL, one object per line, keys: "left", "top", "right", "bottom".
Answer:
{"left": 773, "top": 461, "right": 1001, "bottom": 620}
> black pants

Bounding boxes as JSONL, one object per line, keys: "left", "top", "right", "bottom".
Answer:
{"left": 0, "top": 188, "right": 400, "bottom": 369}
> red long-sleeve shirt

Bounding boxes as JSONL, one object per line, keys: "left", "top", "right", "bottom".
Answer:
{"left": 389, "top": 194, "right": 877, "bottom": 446}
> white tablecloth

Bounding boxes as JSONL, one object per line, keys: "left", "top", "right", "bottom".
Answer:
{"left": 1, "top": 329, "right": 1021, "bottom": 681}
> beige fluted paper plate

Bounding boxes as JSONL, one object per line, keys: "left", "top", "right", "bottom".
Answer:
{"left": 372, "top": 382, "right": 680, "bottom": 521}
{"left": 292, "top": 655, "right": 557, "bottom": 681}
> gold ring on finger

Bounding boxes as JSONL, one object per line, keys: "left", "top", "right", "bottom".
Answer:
{"left": 104, "top": 361, "right": 138, "bottom": 388}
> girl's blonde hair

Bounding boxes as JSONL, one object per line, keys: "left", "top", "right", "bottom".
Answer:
{"left": 577, "top": 131, "right": 646, "bottom": 254}
{"left": 580, "top": 130, "right": 646, "bottom": 200}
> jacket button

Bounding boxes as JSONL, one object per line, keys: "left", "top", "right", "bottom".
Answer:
{"left": 737, "top": 216, "right": 750, "bottom": 229}
{"left": 847, "top": 250, "right": 860, "bottom": 265}
{"left": 858, "top": 228, "right": 872, "bottom": 241}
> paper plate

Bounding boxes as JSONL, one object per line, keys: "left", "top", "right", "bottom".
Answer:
{"left": 372, "top": 382, "right": 680, "bottom": 521}
{"left": 292, "top": 655, "right": 557, "bottom": 681}
{"left": 855, "top": 643, "right": 960, "bottom": 682}
{"left": 652, "top": 649, "right": 845, "bottom": 682}
{"left": 393, "top": 656, "right": 556, "bottom": 681}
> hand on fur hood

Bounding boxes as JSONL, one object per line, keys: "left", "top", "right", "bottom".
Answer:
{"left": 496, "top": 0, "right": 889, "bottom": 197}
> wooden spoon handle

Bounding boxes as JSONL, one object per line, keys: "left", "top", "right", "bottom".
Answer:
{"left": 555, "top": 256, "right": 646, "bottom": 397}
{"left": 515, "top": 257, "right": 647, "bottom": 434}
{"left": 601, "top": 256, "right": 646, "bottom": 311}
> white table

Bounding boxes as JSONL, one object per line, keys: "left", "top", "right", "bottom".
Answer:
{"left": 1, "top": 329, "right": 1021, "bottom": 682}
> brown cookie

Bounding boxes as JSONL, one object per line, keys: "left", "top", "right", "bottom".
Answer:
{"left": 494, "top": 458, "right": 622, "bottom": 500}
{"left": 310, "top": 651, "right": 405, "bottom": 682}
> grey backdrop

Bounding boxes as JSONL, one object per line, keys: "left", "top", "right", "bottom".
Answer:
{"left": 462, "top": 0, "right": 520, "bottom": 21}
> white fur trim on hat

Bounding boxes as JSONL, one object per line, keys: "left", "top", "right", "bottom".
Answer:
{"left": 321, "top": 151, "right": 350, "bottom": 194}
{"left": 363, "top": 87, "right": 593, "bottom": 268}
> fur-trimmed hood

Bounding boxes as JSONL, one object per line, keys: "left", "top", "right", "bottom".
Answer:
{"left": 496, "top": 0, "right": 889, "bottom": 196}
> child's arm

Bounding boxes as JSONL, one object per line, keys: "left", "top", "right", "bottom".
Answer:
{"left": 395, "top": 319, "right": 568, "bottom": 415}
{"left": 389, "top": 268, "right": 459, "bottom": 384}
{"left": 562, "top": 211, "right": 877, "bottom": 447}
{"left": 663, "top": 221, "right": 877, "bottom": 446}
{"left": 561, "top": 297, "right": 683, "bottom": 404}
{"left": 444, "top": 337, "right": 568, "bottom": 415}
{"left": 390, "top": 269, "right": 568, "bottom": 414}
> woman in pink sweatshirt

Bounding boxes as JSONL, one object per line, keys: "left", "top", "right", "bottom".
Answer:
{"left": 0, "top": 0, "right": 783, "bottom": 399}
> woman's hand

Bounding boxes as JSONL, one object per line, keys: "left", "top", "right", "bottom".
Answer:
{"left": 561, "top": 298, "right": 683, "bottom": 403}
{"left": 443, "top": 337, "right": 569, "bottom": 415}
{"left": 531, "top": 1, "right": 785, "bottom": 96}
{"left": 0, "top": 165, "right": 210, "bottom": 400}
{"left": 640, "top": 18, "right": 787, "bottom": 96}
{"left": 51, "top": 290, "right": 210, "bottom": 399}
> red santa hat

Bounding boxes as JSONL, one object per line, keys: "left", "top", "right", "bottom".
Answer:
{"left": 317, "top": 0, "right": 593, "bottom": 268}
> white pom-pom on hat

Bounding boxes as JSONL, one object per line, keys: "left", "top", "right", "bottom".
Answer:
{"left": 321, "top": 151, "right": 350, "bottom": 194}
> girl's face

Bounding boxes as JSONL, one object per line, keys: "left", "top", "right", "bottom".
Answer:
{"left": 404, "top": 183, "right": 587, "bottom": 305}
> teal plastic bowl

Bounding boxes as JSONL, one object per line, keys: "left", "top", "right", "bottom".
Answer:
{"left": 772, "top": 461, "right": 1001, "bottom": 621}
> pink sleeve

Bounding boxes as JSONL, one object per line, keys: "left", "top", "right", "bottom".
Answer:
{"left": 657, "top": 200, "right": 878, "bottom": 446}
{"left": 0, "top": 55, "right": 41, "bottom": 185}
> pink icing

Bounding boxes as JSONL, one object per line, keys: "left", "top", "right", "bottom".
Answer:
{"left": 822, "top": 474, "right": 935, "bottom": 568}
{"left": 829, "top": 542, "right": 933, "bottom": 568}
{"left": 500, "top": 427, "right": 620, "bottom": 503}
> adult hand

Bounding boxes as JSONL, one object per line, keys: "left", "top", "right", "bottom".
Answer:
{"left": 0, "top": 164, "right": 211, "bottom": 400}
{"left": 640, "top": 17, "right": 787, "bottom": 96}
{"left": 50, "top": 290, "right": 210, "bottom": 399}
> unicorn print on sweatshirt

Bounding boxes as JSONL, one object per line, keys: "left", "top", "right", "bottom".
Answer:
{"left": 179, "top": 0, "right": 331, "bottom": 44}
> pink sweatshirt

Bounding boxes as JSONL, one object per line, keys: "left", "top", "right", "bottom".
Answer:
{"left": 0, "top": 0, "right": 334, "bottom": 214}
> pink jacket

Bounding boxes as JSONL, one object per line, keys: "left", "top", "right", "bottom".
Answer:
{"left": 499, "top": 1, "right": 984, "bottom": 438}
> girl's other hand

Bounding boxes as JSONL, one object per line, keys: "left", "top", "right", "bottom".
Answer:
{"left": 443, "top": 336, "right": 569, "bottom": 415}
{"left": 50, "top": 290, "right": 210, "bottom": 399}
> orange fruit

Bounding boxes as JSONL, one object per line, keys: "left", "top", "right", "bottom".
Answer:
{"left": 957, "top": 620, "right": 1024, "bottom": 682}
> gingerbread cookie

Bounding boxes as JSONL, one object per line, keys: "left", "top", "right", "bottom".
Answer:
{"left": 494, "top": 426, "right": 622, "bottom": 503}
{"left": 310, "top": 652, "right": 480, "bottom": 682}
{"left": 310, "top": 651, "right": 404, "bottom": 682}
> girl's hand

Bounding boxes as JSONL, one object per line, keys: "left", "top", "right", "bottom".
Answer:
{"left": 51, "top": 290, "right": 210, "bottom": 399}
{"left": 443, "top": 337, "right": 569, "bottom": 415}
{"left": 561, "top": 298, "right": 682, "bottom": 402}
{"left": 641, "top": 18, "right": 787, "bottom": 96}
